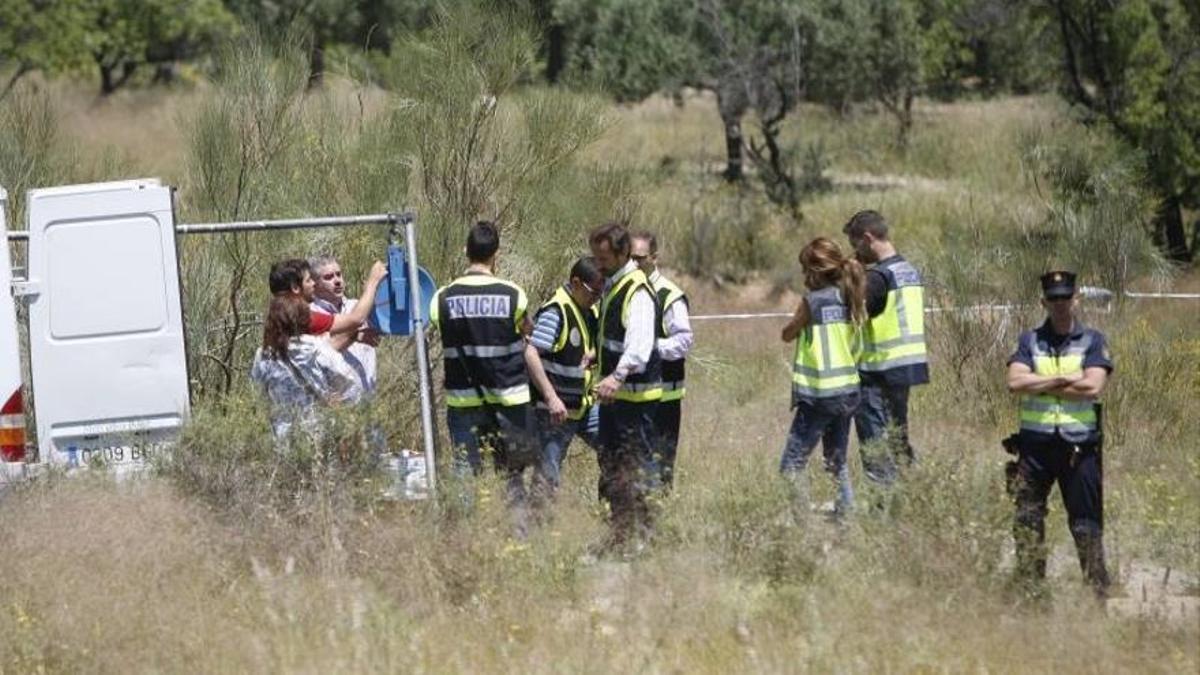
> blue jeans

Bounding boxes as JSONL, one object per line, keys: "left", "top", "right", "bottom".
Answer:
{"left": 535, "top": 405, "right": 600, "bottom": 492}
{"left": 446, "top": 405, "right": 538, "bottom": 508}
{"left": 780, "top": 393, "right": 859, "bottom": 513}
{"left": 854, "top": 380, "right": 913, "bottom": 486}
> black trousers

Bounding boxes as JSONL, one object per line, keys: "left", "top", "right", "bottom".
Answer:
{"left": 1012, "top": 436, "right": 1109, "bottom": 591}
{"left": 597, "top": 400, "right": 660, "bottom": 543}
{"left": 654, "top": 399, "right": 682, "bottom": 488}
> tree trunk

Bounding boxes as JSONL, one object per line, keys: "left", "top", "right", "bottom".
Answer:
{"left": 308, "top": 41, "right": 325, "bottom": 89}
{"left": 721, "top": 111, "right": 744, "bottom": 182}
{"left": 896, "top": 91, "right": 914, "bottom": 151}
{"left": 0, "top": 63, "right": 32, "bottom": 102}
{"left": 544, "top": 23, "right": 566, "bottom": 83}
{"left": 98, "top": 61, "right": 136, "bottom": 96}
{"left": 152, "top": 62, "right": 179, "bottom": 85}
{"left": 1156, "top": 194, "right": 1192, "bottom": 262}
{"left": 99, "top": 63, "right": 116, "bottom": 95}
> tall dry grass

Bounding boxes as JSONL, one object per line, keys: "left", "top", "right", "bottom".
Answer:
{"left": 1, "top": 23, "right": 1197, "bottom": 671}
{"left": 1, "top": 292, "right": 1196, "bottom": 671}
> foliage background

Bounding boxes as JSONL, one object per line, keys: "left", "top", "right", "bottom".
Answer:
{"left": 0, "top": 1, "right": 1197, "bottom": 671}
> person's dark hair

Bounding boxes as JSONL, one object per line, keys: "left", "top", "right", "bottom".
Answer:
{"left": 268, "top": 258, "right": 310, "bottom": 295}
{"left": 632, "top": 230, "right": 658, "bottom": 255}
{"left": 589, "top": 221, "right": 630, "bottom": 256}
{"left": 569, "top": 256, "right": 603, "bottom": 286}
{"left": 466, "top": 221, "right": 500, "bottom": 263}
{"left": 842, "top": 210, "right": 890, "bottom": 240}
{"left": 261, "top": 294, "right": 311, "bottom": 359}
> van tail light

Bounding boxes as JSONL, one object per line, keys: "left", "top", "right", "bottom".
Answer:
{"left": 0, "top": 389, "right": 26, "bottom": 462}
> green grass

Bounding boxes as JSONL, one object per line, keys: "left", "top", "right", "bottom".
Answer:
{"left": 1, "top": 78, "right": 1197, "bottom": 671}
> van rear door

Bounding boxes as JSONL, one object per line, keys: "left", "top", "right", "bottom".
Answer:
{"left": 25, "top": 180, "right": 189, "bottom": 471}
{"left": 0, "top": 186, "right": 27, "bottom": 464}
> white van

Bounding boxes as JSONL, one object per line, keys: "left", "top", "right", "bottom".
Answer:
{"left": 12, "top": 179, "right": 190, "bottom": 474}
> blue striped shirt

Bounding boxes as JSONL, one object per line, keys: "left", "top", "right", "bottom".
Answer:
{"left": 530, "top": 304, "right": 562, "bottom": 352}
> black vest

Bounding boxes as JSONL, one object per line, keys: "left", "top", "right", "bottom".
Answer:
{"left": 532, "top": 287, "right": 594, "bottom": 416}
{"left": 599, "top": 269, "right": 663, "bottom": 401}
{"left": 433, "top": 272, "right": 530, "bottom": 408}
{"left": 655, "top": 280, "right": 688, "bottom": 392}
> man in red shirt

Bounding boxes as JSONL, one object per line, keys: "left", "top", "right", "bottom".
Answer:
{"left": 268, "top": 258, "right": 387, "bottom": 339}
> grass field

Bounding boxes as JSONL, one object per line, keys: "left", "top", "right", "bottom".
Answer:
{"left": 1, "top": 79, "right": 1197, "bottom": 672}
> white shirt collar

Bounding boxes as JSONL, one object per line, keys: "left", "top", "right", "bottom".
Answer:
{"left": 607, "top": 259, "right": 638, "bottom": 288}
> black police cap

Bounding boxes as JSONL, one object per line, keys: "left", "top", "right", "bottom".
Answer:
{"left": 1040, "top": 270, "right": 1077, "bottom": 299}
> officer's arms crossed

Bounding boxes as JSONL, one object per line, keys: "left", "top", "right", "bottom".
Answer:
{"left": 1006, "top": 361, "right": 1083, "bottom": 394}
{"left": 1053, "top": 366, "right": 1108, "bottom": 400}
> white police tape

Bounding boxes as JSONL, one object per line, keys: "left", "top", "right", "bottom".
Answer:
{"left": 690, "top": 290, "right": 1198, "bottom": 322}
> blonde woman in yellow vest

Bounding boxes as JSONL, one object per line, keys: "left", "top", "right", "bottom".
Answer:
{"left": 1005, "top": 271, "right": 1113, "bottom": 596}
{"left": 780, "top": 238, "right": 866, "bottom": 516}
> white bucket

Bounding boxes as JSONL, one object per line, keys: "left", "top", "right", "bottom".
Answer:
{"left": 381, "top": 450, "right": 429, "bottom": 501}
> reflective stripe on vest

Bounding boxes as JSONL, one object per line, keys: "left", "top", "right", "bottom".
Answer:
{"left": 446, "top": 383, "right": 532, "bottom": 408}
{"left": 860, "top": 257, "right": 928, "bottom": 373}
{"left": 653, "top": 273, "right": 688, "bottom": 402}
{"left": 434, "top": 274, "right": 530, "bottom": 409}
{"left": 600, "top": 269, "right": 663, "bottom": 402}
{"left": 1018, "top": 331, "right": 1097, "bottom": 440}
{"left": 792, "top": 286, "right": 861, "bottom": 399}
{"left": 532, "top": 287, "right": 594, "bottom": 419}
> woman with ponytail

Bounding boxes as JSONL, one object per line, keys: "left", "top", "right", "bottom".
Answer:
{"left": 779, "top": 237, "right": 867, "bottom": 516}
{"left": 250, "top": 294, "right": 363, "bottom": 448}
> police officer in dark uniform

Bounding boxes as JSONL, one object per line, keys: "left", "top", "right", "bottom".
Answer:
{"left": 1005, "top": 271, "right": 1113, "bottom": 596}
{"left": 430, "top": 221, "right": 539, "bottom": 524}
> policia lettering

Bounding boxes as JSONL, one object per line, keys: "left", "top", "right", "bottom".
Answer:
{"left": 860, "top": 257, "right": 927, "bottom": 374}
{"left": 431, "top": 273, "right": 531, "bottom": 408}
{"left": 533, "top": 286, "right": 595, "bottom": 420}
{"left": 599, "top": 269, "right": 664, "bottom": 401}
{"left": 792, "top": 287, "right": 861, "bottom": 402}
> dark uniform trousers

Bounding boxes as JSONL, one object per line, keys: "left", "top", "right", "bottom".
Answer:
{"left": 654, "top": 400, "right": 681, "bottom": 488}
{"left": 597, "top": 400, "right": 660, "bottom": 541}
{"left": 1012, "top": 436, "right": 1109, "bottom": 591}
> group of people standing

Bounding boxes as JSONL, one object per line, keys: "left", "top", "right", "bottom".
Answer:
{"left": 780, "top": 209, "right": 1113, "bottom": 596}
{"left": 246, "top": 208, "right": 1113, "bottom": 594}
{"left": 778, "top": 210, "right": 929, "bottom": 515}
{"left": 430, "top": 220, "right": 692, "bottom": 547}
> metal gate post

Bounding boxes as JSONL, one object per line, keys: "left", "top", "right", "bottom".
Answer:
{"left": 400, "top": 214, "right": 438, "bottom": 492}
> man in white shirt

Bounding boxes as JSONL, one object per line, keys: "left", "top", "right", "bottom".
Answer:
{"left": 309, "top": 255, "right": 380, "bottom": 395}
{"left": 589, "top": 222, "right": 663, "bottom": 552}
{"left": 631, "top": 232, "right": 694, "bottom": 490}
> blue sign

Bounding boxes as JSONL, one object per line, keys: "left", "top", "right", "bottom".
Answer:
{"left": 369, "top": 244, "right": 437, "bottom": 336}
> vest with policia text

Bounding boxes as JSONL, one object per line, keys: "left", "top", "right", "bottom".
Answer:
{"left": 860, "top": 255, "right": 929, "bottom": 384}
{"left": 532, "top": 286, "right": 595, "bottom": 420}
{"left": 652, "top": 274, "right": 688, "bottom": 402}
{"left": 430, "top": 272, "right": 530, "bottom": 408}
{"left": 1018, "top": 329, "right": 1100, "bottom": 444}
{"left": 792, "top": 286, "right": 861, "bottom": 404}
{"left": 599, "top": 268, "right": 663, "bottom": 403}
